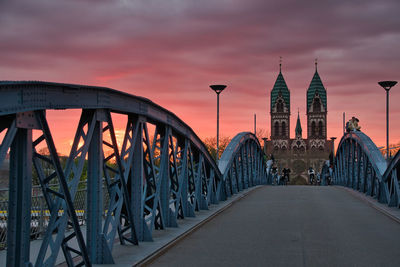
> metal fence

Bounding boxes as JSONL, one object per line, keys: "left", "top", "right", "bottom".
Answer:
{"left": 0, "top": 180, "right": 110, "bottom": 250}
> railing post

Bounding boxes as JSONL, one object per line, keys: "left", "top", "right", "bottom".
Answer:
{"left": 7, "top": 128, "right": 32, "bottom": 267}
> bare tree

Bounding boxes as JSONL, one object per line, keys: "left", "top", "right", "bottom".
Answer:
{"left": 203, "top": 136, "right": 231, "bottom": 161}
{"left": 255, "top": 128, "right": 269, "bottom": 144}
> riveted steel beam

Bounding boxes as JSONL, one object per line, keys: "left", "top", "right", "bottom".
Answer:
{"left": 7, "top": 128, "right": 32, "bottom": 267}
{"left": 0, "top": 83, "right": 268, "bottom": 266}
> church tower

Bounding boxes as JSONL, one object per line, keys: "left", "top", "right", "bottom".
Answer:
{"left": 306, "top": 61, "right": 327, "bottom": 149}
{"left": 270, "top": 62, "right": 290, "bottom": 150}
{"left": 295, "top": 111, "right": 302, "bottom": 139}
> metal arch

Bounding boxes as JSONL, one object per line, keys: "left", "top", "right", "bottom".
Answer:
{"left": 0, "top": 82, "right": 269, "bottom": 267}
{"left": 382, "top": 150, "right": 400, "bottom": 208}
{"left": 0, "top": 81, "right": 220, "bottom": 178}
{"left": 219, "top": 132, "right": 261, "bottom": 175}
{"left": 219, "top": 132, "right": 268, "bottom": 198}
{"left": 333, "top": 131, "right": 388, "bottom": 203}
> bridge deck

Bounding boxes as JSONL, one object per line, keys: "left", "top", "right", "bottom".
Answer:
{"left": 150, "top": 186, "right": 400, "bottom": 267}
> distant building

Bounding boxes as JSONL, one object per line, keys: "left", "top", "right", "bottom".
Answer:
{"left": 264, "top": 62, "right": 335, "bottom": 183}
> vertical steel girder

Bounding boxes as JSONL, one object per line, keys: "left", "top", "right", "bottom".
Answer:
{"left": 86, "top": 111, "right": 106, "bottom": 264}
{"left": 130, "top": 117, "right": 152, "bottom": 241}
{"left": 7, "top": 128, "right": 32, "bottom": 267}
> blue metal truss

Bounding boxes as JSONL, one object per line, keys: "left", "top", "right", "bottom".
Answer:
{"left": 0, "top": 81, "right": 267, "bottom": 266}
{"left": 32, "top": 110, "right": 91, "bottom": 267}
{"left": 333, "top": 131, "right": 400, "bottom": 209}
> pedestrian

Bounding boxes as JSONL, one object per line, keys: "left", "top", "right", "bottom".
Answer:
{"left": 308, "top": 167, "right": 315, "bottom": 185}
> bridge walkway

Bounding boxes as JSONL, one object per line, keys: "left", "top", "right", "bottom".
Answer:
{"left": 149, "top": 186, "right": 400, "bottom": 267}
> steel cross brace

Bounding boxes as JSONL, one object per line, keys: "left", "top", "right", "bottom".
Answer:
{"left": 186, "top": 143, "right": 197, "bottom": 214}
{"left": 142, "top": 123, "right": 166, "bottom": 233}
{"left": 173, "top": 139, "right": 196, "bottom": 218}
{"left": 33, "top": 110, "right": 91, "bottom": 267}
{"left": 195, "top": 155, "right": 209, "bottom": 210}
{"left": 101, "top": 111, "right": 138, "bottom": 262}
{"left": 167, "top": 134, "right": 181, "bottom": 219}
{"left": 0, "top": 117, "right": 17, "bottom": 167}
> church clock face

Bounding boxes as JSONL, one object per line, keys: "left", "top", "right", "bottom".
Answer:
{"left": 293, "top": 159, "right": 306, "bottom": 175}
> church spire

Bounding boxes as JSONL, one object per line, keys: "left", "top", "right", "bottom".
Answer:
{"left": 315, "top": 58, "right": 318, "bottom": 72}
{"left": 307, "top": 60, "right": 326, "bottom": 112}
{"left": 295, "top": 109, "right": 302, "bottom": 138}
{"left": 270, "top": 58, "right": 290, "bottom": 112}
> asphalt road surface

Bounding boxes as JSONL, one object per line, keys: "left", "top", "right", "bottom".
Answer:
{"left": 149, "top": 186, "right": 400, "bottom": 267}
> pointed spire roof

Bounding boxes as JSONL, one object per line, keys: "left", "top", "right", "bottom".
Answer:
{"left": 271, "top": 60, "right": 290, "bottom": 112}
{"left": 307, "top": 61, "right": 327, "bottom": 112}
{"left": 295, "top": 110, "right": 302, "bottom": 137}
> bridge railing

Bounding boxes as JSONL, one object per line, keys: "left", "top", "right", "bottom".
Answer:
{"left": 0, "top": 180, "right": 110, "bottom": 250}
{"left": 218, "top": 132, "right": 267, "bottom": 199}
{"left": 0, "top": 81, "right": 266, "bottom": 267}
{"left": 333, "top": 130, "right": 400, "bottom": 208}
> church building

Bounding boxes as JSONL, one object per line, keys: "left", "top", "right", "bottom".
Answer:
{"left": 264, "top": 61, "right": 335, "bottom": 183}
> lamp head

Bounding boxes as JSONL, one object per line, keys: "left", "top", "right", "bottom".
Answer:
{"left": 378, "top": 81, "right": 397, "bottom": 91}
{"left": 210, "top": 84, "right": 227, "bottom": 94}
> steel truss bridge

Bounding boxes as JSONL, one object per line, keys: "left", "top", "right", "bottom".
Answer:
{"left": 0, "top": 82, "right": 399, "bottom": 266}
{"left": 333, "top": 130, "right": 400, "bottom": 208}
{"left": 0, "top": 82, "right": 267, "bottom": 267}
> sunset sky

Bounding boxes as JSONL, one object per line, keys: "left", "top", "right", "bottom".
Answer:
{"left": 1, "top": 0, "right": 400, "bottom": 154}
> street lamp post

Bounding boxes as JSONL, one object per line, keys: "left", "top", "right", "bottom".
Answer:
{"left": 378, "top": 81, "right": 397, "bottom": 159}
{"left": 210, "top": 84, "right": 227, "bottom": 162}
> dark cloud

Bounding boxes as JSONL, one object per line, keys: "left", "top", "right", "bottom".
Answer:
{"left": 0, "top": 0, "right": 399, "bottom": 146}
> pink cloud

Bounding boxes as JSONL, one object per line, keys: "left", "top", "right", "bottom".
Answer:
{"left": 0, "top": 0, "right": 400, "bottom": 154}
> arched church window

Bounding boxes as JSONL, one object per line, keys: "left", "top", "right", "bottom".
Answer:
{"left": 313, "top": 98, "right": 321, "bottom": 112}
{"left": 311, "top": 121, "right": 316, "bottom": 137}
{"left": 281, "top": 121, "right": 286, "bottom": 137}
{"left": 277, "top": 100, "right": 284, "bottom": 112}
{"left": 274, "top": 121, "right": 279, "bottom": 137}
{"left": 318, "top": 121, "right": 323, "bottom": 137}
